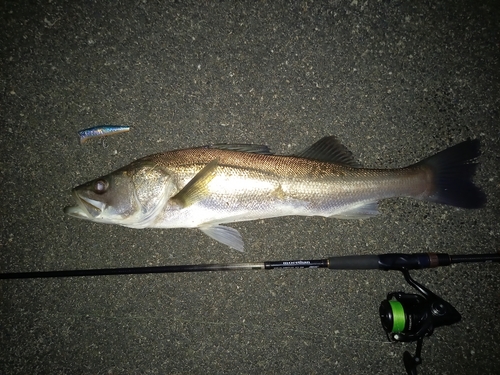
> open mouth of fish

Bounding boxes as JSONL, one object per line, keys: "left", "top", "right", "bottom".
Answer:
{"left": 64, "top": 191, "right": 104, "bottom": 219}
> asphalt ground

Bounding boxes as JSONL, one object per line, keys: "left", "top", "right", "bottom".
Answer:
{"left": 1, "top": 1, "right": 499, "bottom": 374}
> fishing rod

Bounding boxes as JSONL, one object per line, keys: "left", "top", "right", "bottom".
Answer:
{"left": 1, "top": 252, "right": 497, "bottom": 279}
{"left": 2, "top": 252, "right": 498, "bottom": 375}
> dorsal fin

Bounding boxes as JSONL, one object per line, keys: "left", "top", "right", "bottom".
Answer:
{"left": 294, "top": 136, "right": 359, "bottom": 167}
{"left": 206, "top": 144, "right": 273, "bottom": 155}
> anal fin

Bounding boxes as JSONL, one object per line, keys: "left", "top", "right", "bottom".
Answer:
{"left": 329, "top": 202, "right": 380, "bottom": 219}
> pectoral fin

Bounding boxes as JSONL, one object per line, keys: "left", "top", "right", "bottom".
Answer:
{"left": 170, "top": 159, "right": 219, "bottom": 207}
{"left": 199, "top": 225, "right": 244, "bottom": 252}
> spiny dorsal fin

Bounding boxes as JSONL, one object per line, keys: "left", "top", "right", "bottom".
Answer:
{"left": 207, "top": 143, "right": 273, "bottom": 155}
{"left": 295, "top": 136, "right": 360, "bottom": 167}
{"left": 170, "top": 159, "right": 219, "bottom": 207}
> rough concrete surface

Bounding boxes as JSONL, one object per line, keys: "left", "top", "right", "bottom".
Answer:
{"left": 1, "top": 1, "right": 499, "bottom": 374}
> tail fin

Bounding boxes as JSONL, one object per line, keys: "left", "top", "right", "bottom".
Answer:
{"left": 416, "top": 139, "right": 486, "bottom": 208}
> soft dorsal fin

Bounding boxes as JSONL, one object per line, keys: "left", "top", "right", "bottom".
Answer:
{"left": 207, "top": 144, "right": 273, "bottom": 155}
{"left": 295, "top": 136, "right": 359, "bottom": 167}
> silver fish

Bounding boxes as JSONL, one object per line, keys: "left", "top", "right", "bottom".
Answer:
{"left": 64, "top": 137, "right": 485, "bottom": 251}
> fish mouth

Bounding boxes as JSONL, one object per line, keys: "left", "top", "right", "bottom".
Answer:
{"left": 64, "top": 190, "right": 105, "bottom": 219}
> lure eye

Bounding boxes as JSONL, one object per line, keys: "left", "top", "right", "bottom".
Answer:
{"left": 94, "top": 180, "right": 108, "bottom": 194}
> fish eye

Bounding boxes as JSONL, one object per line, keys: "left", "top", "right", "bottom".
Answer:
{"left": 94, "top": 180, "right": 109, "bottom": 194}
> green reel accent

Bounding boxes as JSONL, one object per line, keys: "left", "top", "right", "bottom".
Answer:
{"left": 389, "top": 300, "right": 406, "bottom": 333}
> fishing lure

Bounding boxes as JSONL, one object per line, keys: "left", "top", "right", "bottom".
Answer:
{"left": 77, "top": 125, "right": 130, "bottom": 144}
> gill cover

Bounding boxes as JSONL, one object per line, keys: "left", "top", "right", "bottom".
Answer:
{"left": 125, "top": 162, "right": 173, "bottom": 228}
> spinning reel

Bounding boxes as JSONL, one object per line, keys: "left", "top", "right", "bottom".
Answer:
{"left": 379, "top": 269, "right": 461, "bottom": 375}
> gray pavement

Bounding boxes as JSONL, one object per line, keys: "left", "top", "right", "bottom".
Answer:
{"left": 1, "top": 1, "right": 499, "bottom": 374}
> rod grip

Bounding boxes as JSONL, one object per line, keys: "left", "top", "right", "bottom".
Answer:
{"left": 377, "top": 253, "right": 451, "bottom": 270}
{"left": 327, "top": 253, "right": 453, "bottom": 271}
{"left": 327, "top": 255, "right": 380, "bottom": 269}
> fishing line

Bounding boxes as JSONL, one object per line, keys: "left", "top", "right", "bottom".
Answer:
{"left": 2, "top": 251, "right": 498, "bottom": 375}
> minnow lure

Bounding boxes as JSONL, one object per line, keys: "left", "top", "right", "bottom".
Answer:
{"left": 77, "top": 125, "right": 131, "bottom": 144}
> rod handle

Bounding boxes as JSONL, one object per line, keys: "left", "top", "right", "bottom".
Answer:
{"left": 327, "top": 253, "right": 453, "bottom": 271}
{"left": 327, "top": 255, "right": 380, "bottom": 270}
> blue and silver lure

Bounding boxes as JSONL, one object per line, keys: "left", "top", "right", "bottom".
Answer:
{"left": 78, "top": 125, "right": 131, "bottom": 144}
